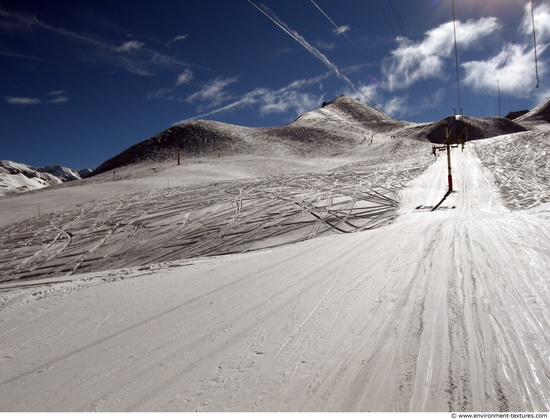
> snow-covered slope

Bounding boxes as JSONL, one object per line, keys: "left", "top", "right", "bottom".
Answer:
{"left": 91, "top": 96, "right": 407, "bottom": 175}
{"left": 516, "top": 96, "right": 550, "bottom": 124}
{"left": 0, "top": 160, "right": 81, "bottom": 196}
{"left": 0, "top": 97, "right": 549, "bottom": 412}
{"left": 0, "top": 140, "right": 548, "bottom": 411}
{"left": 0, "top": 136, "right": 432, "bottom": 282}
{"left": 394, "top": 114, "right": 527, "bottom": 142}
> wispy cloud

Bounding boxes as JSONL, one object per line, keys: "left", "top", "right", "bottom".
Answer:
{"left": 147, "top": 88, "right": 176, "bottom": 101}
{"left": 0, "top": 49, "right": 43, "bottom": 61}
{"left": 186, "top": 76, "right": 240, "bottom": 108}
{"left": 316, "top": 41, "right": 335, "bottom": 51}
{"left": 332, "top": 25, "right": 351, "bottom": 36}
{"left": 258, "top": 89, "right": 323, "bottom": 116}
{"left": 0, "top": 5, "right": 187, "bottom": 76}
{"left": 114, "top": 40, "right": 145, "bottom": 53}
{"left": 5, "top": 90, "right": 69, "bottom": 105}
{"left": 176, "top": 73, "right": 330, "bottom": 124}
{"left": 167, "top": 34, "right": 189, "bottom": 45}
{"left": 48, "top": 95, "right": 69, "bottom": 104}
{"left": 176, "top": 69, "right": 194, "bottom": 86}
{"left": 5, "top": 96, "right": 42, "bottom": 105}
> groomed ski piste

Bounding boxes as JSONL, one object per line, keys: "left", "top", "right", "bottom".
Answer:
{"left": 0, "top": 108, "right": 549, "bottom": 411}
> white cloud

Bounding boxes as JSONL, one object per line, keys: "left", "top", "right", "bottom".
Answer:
{"left": 147, "top": 88, "right": 174, "bottom": 100}
{"left": 114, "top": 40, "right": 145, "bottom": 53}
{"left": 384, "top": 17, "right": 501, "bottom": 90}
{"left": 176, "top": 74, "right": 330, "bottom": 124}
{"left": 48, "top": 95, "right": 69, "bottom": 104}
{"left": 333, "top": 25, "right": 351, "bottom": 36}
{"left": 460, "top": 2, "right": 550, "bottom": 97}
{"left": 259, "top": 90, "right": 322, "bottom": 116}
{"left": 343, "top": 80, "right": 444, "bottom": 120}
{"left": 167, "top": 34, "right": 189, "bottom": 45}
{"left": 176, "top": 69, "right": 194, "bottom": 86}
{"left": 5, "top": 96, "right": 41, "bottom": 105}
{"left": 186, "top": 76, "right": 240, "bottom": 108}
{"left": 316, "top": 41, "right": 335, "bottom": 51}
{"left": 522, "top": 1, "right": 550, "bottom": 42}
{"left": 384, "top": 95, "right": 410, "bottom": 117}
{"left": 462, "top": 43, "right": 546, "bottom": 97}
{"left": 5, "top": 91, "right": 69, "bottom": 105}
{"left": 343, "top": 83, "right": 379, "bottom": 104}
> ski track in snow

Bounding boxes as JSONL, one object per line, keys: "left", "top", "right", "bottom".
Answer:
{"left": 0, "top": 140, "right": 431, "bottom": 285}
{"left": 0, "top": 140, "right": 549, "bottom": 411}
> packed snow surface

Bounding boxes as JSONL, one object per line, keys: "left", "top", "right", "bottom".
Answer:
{"left": 0, "top": 131, "right": 549, "bottom": 411}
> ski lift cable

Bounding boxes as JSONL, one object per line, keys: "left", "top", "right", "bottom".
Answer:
{"left": 387, "top": 0, "right": 441, "bottom": 120}
{"left": 246, "top": 0, "right": 391, "bottom": 117}
{"left": 308, "top": 0, "right": 399, "bottom": 92}
{"left": 531, "top": 0, "right": 540, "bottom": 88}
{"left": 451, "top": 0, "right": 463, "bottom": 114}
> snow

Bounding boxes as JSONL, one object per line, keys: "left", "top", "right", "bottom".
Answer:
{"left": 0, "top": 160, "right": 81, "bottom": 196}
{"left": 0, "top": 138, "right": 433, "bottom": 281}
{"left": 0, "top": 127, "right": 549, "bottom": 411}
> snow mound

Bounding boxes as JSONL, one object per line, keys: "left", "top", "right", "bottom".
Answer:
{"left": 516, "top": 96, "right": 550, "bottom": 124}
{"left": 0, "top": 160, "right": 81, "bottom": 196}
{"left": 293, "top": 95, "right": 406, "bottom": 133}
{"left": 394, "top": 115, "right": 527, "bottom": 143}
{"left": 91, "top": 95, "right": 407, "bottom": 175}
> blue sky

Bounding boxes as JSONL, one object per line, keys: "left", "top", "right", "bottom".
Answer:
{"left": 1, "top": 0, "right": 549, "bottom": 170}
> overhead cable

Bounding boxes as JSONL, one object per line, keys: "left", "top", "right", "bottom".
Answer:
{"left": 531, "top": 0, "right": 540, "bottom": 88}
{"left": 387, "top": 0, "right": 440, "bottom": 120}
{"left": 308, "top": 0, "right": 399, "bottom": 92}
{"left": 246, "top": 0, "right": 390, "bottom": 116}
{"left": 451, "top": 0, "right": 463, "bottom": 114}
{"left": 479, "top": 7, "right": 528, "bottom": 116}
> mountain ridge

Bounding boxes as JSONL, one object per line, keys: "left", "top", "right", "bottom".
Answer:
{"left": 0, "top": 160, "right": 85, "bottom": 196}
{"left": 91, "top": 95, "right": 542, "bottom": 176}
{"left": 91, "top": 96, "right": 406, "bottom": 176}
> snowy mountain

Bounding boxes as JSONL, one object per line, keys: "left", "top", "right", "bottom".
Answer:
{"left": 0, "top": 160, "right": 82, "bottom": 196}
{"left": 91, "top": 96, "right": 407, "bottom": 175}
{"left": 91, "top": 95, "right": 542, "bottom": 176}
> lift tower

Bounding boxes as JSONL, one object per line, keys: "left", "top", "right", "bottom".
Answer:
{"left": 431, "top": 115, "right": 466, "bottom": 192}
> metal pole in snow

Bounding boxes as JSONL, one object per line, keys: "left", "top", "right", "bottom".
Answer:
{"left": 447, "top": 143, "right": 453, "bottom": 192}
{"left": 444, "top": 127, "right": 453, "bottom": 192}
{"left": 177, "top": 147, "right": 180, "bottom": 166}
